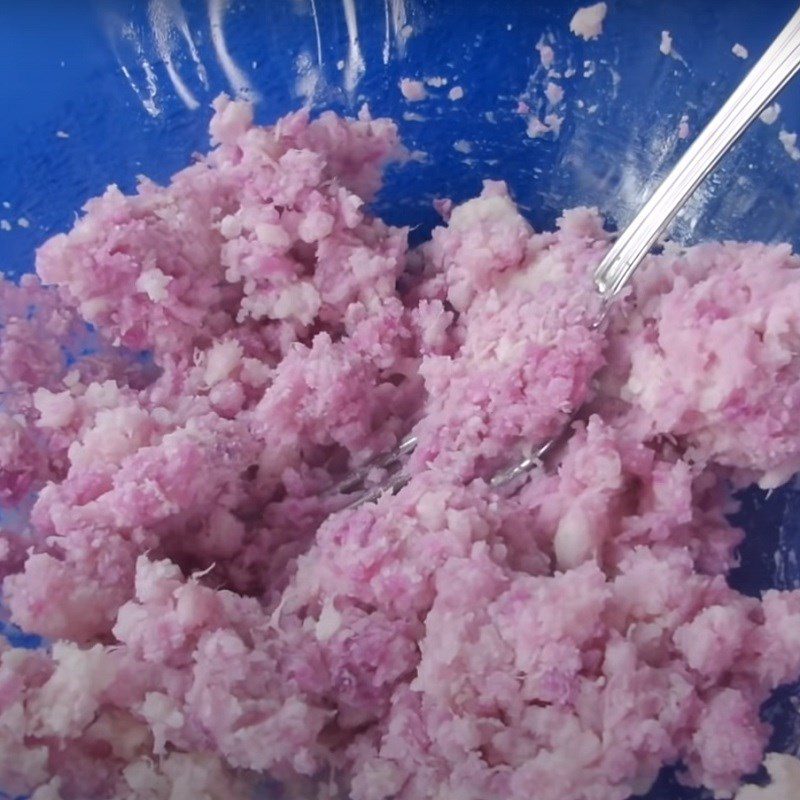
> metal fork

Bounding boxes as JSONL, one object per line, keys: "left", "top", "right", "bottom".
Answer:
{"left": 336, "top": 5, "right": 800, "bottom": 508}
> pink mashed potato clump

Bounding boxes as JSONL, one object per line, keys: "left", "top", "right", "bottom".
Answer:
{"left": 3, "top": 96, "right": 800, "bottom": 800}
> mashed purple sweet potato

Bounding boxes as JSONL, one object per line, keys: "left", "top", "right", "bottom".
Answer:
{"left": 3, "top": 97, "right": 800, "bottom": 799}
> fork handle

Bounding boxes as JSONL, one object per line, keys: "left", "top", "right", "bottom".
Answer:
{"left": 594, "top": 5, "right": 800, "bottom": 299}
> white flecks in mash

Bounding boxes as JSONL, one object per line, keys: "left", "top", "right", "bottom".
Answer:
{"left": 336, "top": 60, "right": 345, "bottom": 71}
{"left": 2, "top": 202, "right": 9, "bottom": 209}
{"left": 779, "top": 129, "right": 800, "bottom": 161}
{"left": 425, "top": 76, "right": 448, "bottom": 87}
{"left": 402, "top": 111, "right": 426, "bottom": 122}
{"left": 760, "top": 102, "right": 781, "bottom": 125}
{"left": 731, "top": 43, "right": 749, "bottom": 59}
{"left": 135, "top": 268, "right": 172, "bottom": 303}
{"left": 678, "top": 114, "right": 690, "bottom": 139}
{"left": 0, "top": 220, "right": 11, "bottom": 232}
{"left": 453, "top": 139, "right": 472, "bottom": 154}
{"left": 569, "top": 2, "right": 608, "bottom": 41}
{"left": 17, "top": 218, "right": 30, "bottom": 229}
{"left": 56, "top": 130, "right": 70, "bottom": 139}
{"left": 448, "top": 85, "right": 464, "bottom": 101}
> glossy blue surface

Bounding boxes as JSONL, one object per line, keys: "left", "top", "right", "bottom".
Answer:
{"left": 1, "top": 2, "right": 800, "bottom": 798}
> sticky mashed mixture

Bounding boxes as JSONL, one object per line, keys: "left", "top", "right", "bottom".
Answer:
{"left": 3, "top": 98, "right": 800, "bottom": 800}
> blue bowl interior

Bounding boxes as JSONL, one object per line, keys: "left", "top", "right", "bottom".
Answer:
{"left": 2, "top": 2, "right": 800, "bottom": 798}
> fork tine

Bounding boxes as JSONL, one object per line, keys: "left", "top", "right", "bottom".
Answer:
{"left": 330, "top": 434, "right": 418, "bottom": 496}
{"left": 335, "top": 424, "right": 569, "bottom": 508}
{"left": 345, "top": 469, "right": 411, "bottom": 510}
{"left": 333, "top": 7, "right": 800, "bottom": 511}
{"left": 490, "top": 420, "right": 575, "bottom": 490}
{"left": 489, "top": 437, "right": 558, "bottom": 489}
{"left": 343, "top": 432, "right": 559, "bottom": 511}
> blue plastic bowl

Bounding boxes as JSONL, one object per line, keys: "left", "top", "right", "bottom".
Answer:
{"left": 2, "top": 2, "right": 800, "bottom": 798}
